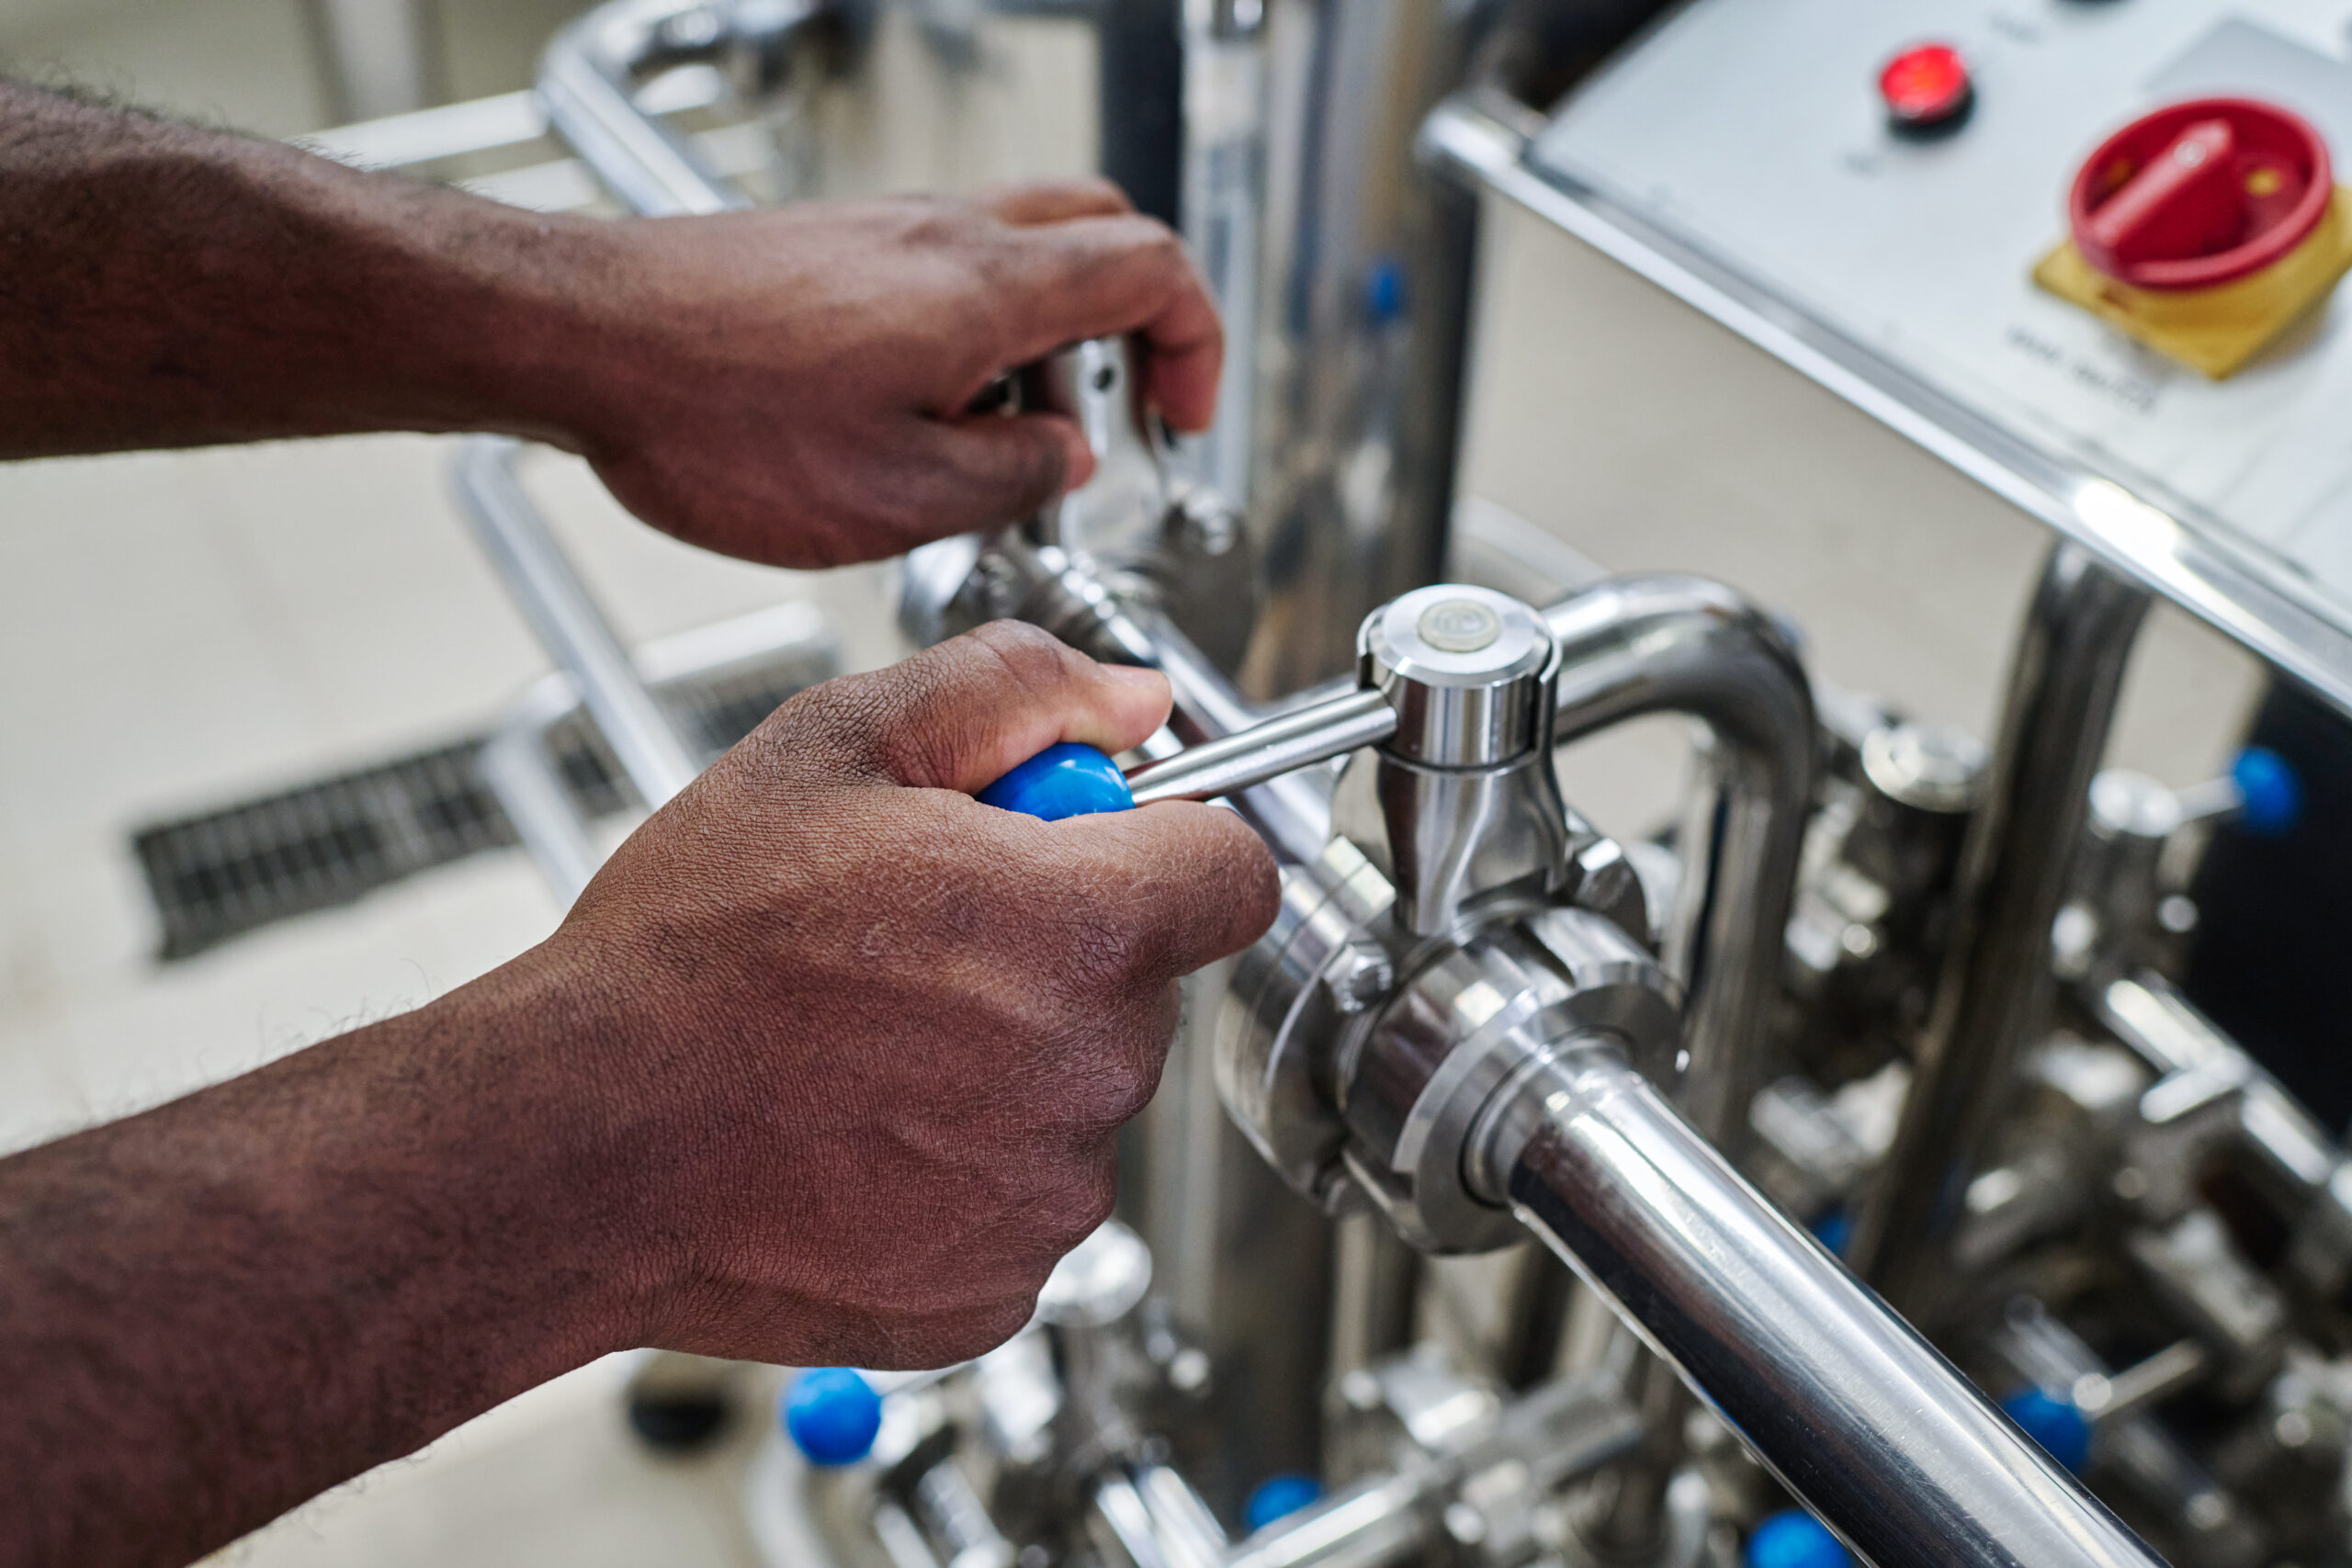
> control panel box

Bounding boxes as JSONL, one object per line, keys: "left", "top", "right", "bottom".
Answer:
{"left": 1521, "top": 0, "right": 2352, "bottom": 692}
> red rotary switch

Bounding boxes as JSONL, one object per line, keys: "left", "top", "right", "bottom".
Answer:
{"left": 2070, "top": 97, "right": 2331, "bottom": 289}
{"left": 1879, "top": 43, "right": 1973, "bottom": 136}
{"left": 2033, "top": 95, "right": 2352, "bottom": 378}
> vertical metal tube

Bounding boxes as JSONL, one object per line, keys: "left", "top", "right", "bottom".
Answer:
{"left": 537, "top": 0, "right": 760, "bottom": 218}
{"left": 1102, "top": 0, "right": 1187, "bottom": 226}
{"left": 1532, "top": 576, "right": 1812, "bottom": 1555}
{"left": 1541, "top": 575, "right": 1815, "bottom": 1149}
{"left": 479, "top": 681, "right": 605, "bottom": 902}
{"left": 1178, "top": 0, "right": 1266, "bottom": 508}
{"left": 985, "top": 533, "right": 1338, "bottom": 1505}
{"left": 1480, "top": 1045, "right": 2168, "bottom": 1568}
{"left": 1231, "top": 0, "right": 1489, "bottom": 694}
{"left": 307, "top": 0, "right": 443, "bottom": 120}
{"left": 453, "top": 436, "right": 703, "bottom": 808}
{"left": 1850, "top": 545, "right": 2150, "bottom": 1320}
{"left": 1327, "top": 1212, "right": 1421, "bottom": 1379}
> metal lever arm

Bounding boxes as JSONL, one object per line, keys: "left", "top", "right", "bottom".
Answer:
{"left": 978, "top": 689, "right": 1397, "bottom": 821}
{"left": 1125, "top": 690, "right": 1396, "bottom": 807}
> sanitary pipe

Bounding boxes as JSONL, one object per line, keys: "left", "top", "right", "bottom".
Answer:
{"left": 537, "top": 0, "right": 777, "bottom": 217}
{"left": 1541, "top": 574, "right": 1814, "bottom": 1151}
{"left": 1851, "top": 545, "right": 2151, "bottom": 1321}
{"left": 1476, "top": 1043, "right": 2168, "bottom": 1568}
{"left": 1531, "top": 576, "right": 1813, "bottom": 1555}
{"left": 454, "top": 436, "right": 703, "bottom": 808}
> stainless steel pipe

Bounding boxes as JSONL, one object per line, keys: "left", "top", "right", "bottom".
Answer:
{"left": 1221, "top": 0, "right": 1491, "bottom": 694}
{"left": 454, "top": 436, "right": 703, "bottom": 808}
{"left": 1477, "top": 1043, "right": 2168, "bottom": 1568}
{"left": 1533, "top": 575, "right": 1813, "bottom": 1554}
{"left": 1541, "top": 575, "right": 1814, "bottom": 1150}
{"left": 1095, "top": 1464, "right": 1426, "bottom": 1568}
{"left": 537, "top": 0, "right": 778, "bottom": 217}
{"left": 1852, "top": 545, "right": 2151, "bottom": 1319}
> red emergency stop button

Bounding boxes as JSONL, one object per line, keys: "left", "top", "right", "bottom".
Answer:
{"left": 1879, "top": 44, "right": 1973, "bottom": 136}
{"left": 2070, "top": 97, "right": 2331, "bottom": 288}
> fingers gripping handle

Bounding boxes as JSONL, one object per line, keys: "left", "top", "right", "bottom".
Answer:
{"left": 975, "top": 688, "right": 1402, "bottom": 821}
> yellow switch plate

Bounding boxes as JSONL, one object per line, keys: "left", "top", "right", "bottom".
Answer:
{"left": 2033, "top": 188, "right": 2352, "bottom": 378}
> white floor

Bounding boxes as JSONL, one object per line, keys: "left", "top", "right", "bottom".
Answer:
{"left": 0, "top": 3, "right": 2275, "bottom": 1564}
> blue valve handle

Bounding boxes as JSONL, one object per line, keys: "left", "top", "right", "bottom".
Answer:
{"left": 2001, "top": 1387, "right": 2092, "bottom": 1473}
{"left": 783, "top": 1366, "right": 883, "bottom": 1466}
{"left": 1244, "top": 1473, "right": 1324, "bottom": 1530}
{"left": 1746, "top": 1509, "right": 1852, "bottom": 1568}
{"left": 976, "top": 741, "right": 1136, "bottom": 821}
{"left": 2230, "top": 746, "right": 2302, "bottom": 837}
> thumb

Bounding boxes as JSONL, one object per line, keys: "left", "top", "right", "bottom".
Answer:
{"left": 832, "top": 621, "right": 1169, "bottom": 795}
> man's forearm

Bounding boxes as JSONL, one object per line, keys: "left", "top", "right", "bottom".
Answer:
{"left": 0, "top": 949, "right": 653, "bottom": 1568}
{"left": 0, "top": 82, "right": 606, "bottom": 457}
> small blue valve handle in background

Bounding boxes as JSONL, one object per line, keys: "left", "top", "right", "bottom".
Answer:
{"left": 2174, "top": 746, "right": 2303, "bottom": 837}
{"left": 1243, "top": 1473, "right": 1323, "bottom": 1530}
{"left": 1745, "top": 1508, "right": 1852, "bottom": 1568}
{"left": 976, "top": 741, "right": 1136, "bottom": 821}
{"left": 2230, "top": 745, "right": 2302, "bottom": 836}
{"left": 783, "top": 1366, "right": 883, "bottom": 1466}
{"left": 2000, "top": 1387, "right": 2092, "bottom": 1473}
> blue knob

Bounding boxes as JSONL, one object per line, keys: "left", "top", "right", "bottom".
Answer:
{"left": 2231, "top": 746, "right": 2302, "bottom": 837}
{"left": 1364, "top": 259, "right": 1408, "bottom": 325}
{"left": 2001, "top": 1387, "right": 2091, "bottom": 1473}
{"left": 977, "top": 741, "right": 1136, "bottom": 822}
{"left": 783, "top": 1367, "right": 882, "bottom": 1466}
{"left": 1244, "top": 1473, "right": 1323, "bottom": 1530}
{"left": 1809, "top": 1206, "right": 1854, "bottom": 1260}
{"left": 1746, "top": 1509, "right": 1851, "bottom": 1568}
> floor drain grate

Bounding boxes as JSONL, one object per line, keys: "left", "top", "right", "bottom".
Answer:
{"left": 133, "top": 657, "right": 826, "bottom": 961}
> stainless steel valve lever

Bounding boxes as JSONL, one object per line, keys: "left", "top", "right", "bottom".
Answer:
{"left": 978, "top": 582, "right": 1564, "bottom": 913}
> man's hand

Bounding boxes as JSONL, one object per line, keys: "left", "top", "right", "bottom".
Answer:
{"left": 552, "top": 183, "right": 1220, "bottom": 569}
{"left": 0, "top": 626, "right": 1279, "bottom": 1567}
{"left": 0, "top": 85, "right": 1219, "bottom": 566}
{"left": 545, "top": 621, "right": 1275, "bottom": 1365}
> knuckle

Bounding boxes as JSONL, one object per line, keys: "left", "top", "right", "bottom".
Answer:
{"left": 1075, "top": 1018, "right": 1170, "bottom": 1126}
{"left": 1065, "top": 175, "right": 1129, "bottom": 209}
{"left": 747, "top": 668, "right": 880, "bottom": 765}
{"left": 897, "top": 193, "right": 971, "bottom": 248}
{"left": 1120, "top": 218, "right": 1185, "bottom": 274}
{"left": 937, "top": 1295, "right": 1040, "bottom": 1364}
{"left": 1012, "top": 422, "right": 1070, "bottom": 498}
{"left": 1039, "top": 1158, "right": 1120, "bottom": 1249}
{"left": 1050, "top": 882, "right": 1152, "bottom": 993}
{"left": 967, "top": 619, "right": 1085, "bottom": 692}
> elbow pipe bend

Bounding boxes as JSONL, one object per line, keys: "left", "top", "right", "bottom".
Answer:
{"left": 1543, "top": 575, "right": 1815, "bottom": 1146}
{"left": 538, "top": 0, "right": 830, "bottom": 218}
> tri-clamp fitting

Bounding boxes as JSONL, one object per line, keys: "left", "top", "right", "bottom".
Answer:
{"left": 968, "top": 572, "right": 1683, "bottom": 1251}
{"left": 1148, "top": 583, "right": 1683, "bottom": 1252}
